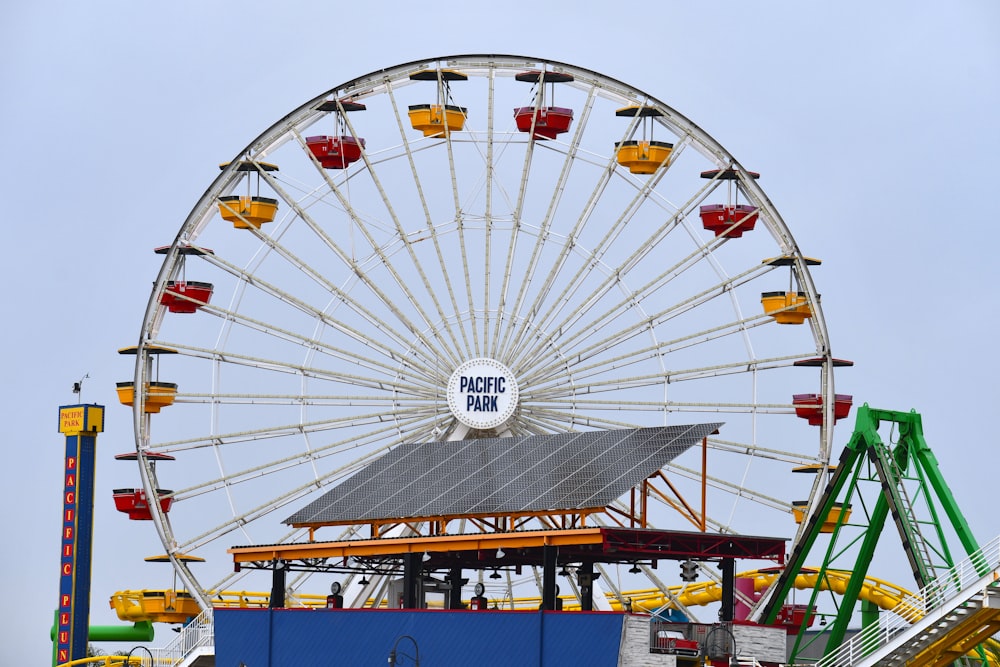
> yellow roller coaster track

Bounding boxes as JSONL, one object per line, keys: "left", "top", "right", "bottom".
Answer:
{"left": 110, "top": 567, "right": 915, "bottom": 621}
{"left": 56, "top": 659, "right": 142, "bottom": 667}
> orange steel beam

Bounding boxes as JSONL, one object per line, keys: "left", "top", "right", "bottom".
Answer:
{"left": 649, "top": 471, "right": 703, "bottom": 530}
{"left": 701, "top": 436, "right": 707, "bottom": 532}
{"left": 299, "top": 506, "right": 607, "bottom": 537}
{"left": 229, "top": 527, "right": 608, "bottom": 564}
{"left": 641, "top": 478, "right": 649, "bottom": 528}
{"left": 603, "top": 505, "right": 633, "bottom": 527}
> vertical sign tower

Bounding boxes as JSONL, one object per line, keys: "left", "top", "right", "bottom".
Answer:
{"left": 54, "top": 404, "right": 104, "bottom": 666}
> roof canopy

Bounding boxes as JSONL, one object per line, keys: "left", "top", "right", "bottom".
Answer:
{"left": 229, "top": 526, "right": 787, "bottom": 573}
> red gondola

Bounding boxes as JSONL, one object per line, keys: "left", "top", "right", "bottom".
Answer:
{"left": 306, "top": 135, "right": 366, "bottom": 170}
{"left": 160, "top": 280, "right": 213, "bottom": 313}
{"left": 792, "top": 393, "right": 853, "bottom": 425}
{"left": 112, "top": 488, "right": 173, "bottom": 520}
{"left": 514, "top": 106, "right": 573, "bottom": 140}
{"left": 515, "top": 70, "right": 574, "bottom": 141}
{"left": 699, "top": 204, "right": 759, "bottom": 238}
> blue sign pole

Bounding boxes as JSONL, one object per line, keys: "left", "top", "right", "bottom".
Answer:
{"left": 54, "top": 404, "right": 103, "bottom": 666}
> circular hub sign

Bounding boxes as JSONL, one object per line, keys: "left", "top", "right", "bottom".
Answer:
{"left": 447, "top": 358, "right": 519, "bottom": 430}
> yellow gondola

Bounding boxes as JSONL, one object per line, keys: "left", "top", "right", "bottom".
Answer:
{"left": 217, "top": 195, "right": 278, "bottom": 229}
{"left": 761, "top": 291, "right": 812, "bottom": 324}
{"left": 615, "top": 140, "right": 673, "bottom": 174}
{"left": 792, "top": 501, "right": 852, "bottom": 533}
{"left": 115, "top": 381, "right": 178, "bottom": 413}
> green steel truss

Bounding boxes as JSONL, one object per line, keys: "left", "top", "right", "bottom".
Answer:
{"left": 759, "top": 405, "right": 984, "bottom": 662}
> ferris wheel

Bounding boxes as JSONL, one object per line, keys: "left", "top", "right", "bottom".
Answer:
{"left": 121, "top": 55, "right": 843, "bottom": 614}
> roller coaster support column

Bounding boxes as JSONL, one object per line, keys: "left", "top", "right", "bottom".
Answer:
{"left": 53, "top": 404, "right": 103, "bottom": 667}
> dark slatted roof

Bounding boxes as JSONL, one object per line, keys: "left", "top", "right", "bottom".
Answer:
{"left": 285, "top": 424, "right": 720, "bottom": 527}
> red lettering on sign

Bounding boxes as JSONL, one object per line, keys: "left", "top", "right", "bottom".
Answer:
{"left": 59, "top": 631, "right": 69, "bottom": 643}
{"left": 60, "top": 612, "right": 69, "bottom": 625}
{"left": 65, "top": 491, "right": 75, "bottom": 504}
{"left": 58, "top": 649, "right": 68, "bottom": 662}
{"left": 66, "top": 456, "right": 76, "bottom": 470}
{"left": 61, "top": 594, "right": 71, "bottom": 607}
{"left": 65, "top": 473, "right": 76, "bottom": 487}
{"left": 64, "top": 508, "right": 74, "bottom": 522}
{"left": 63, "top": 543, "right": 73, "bottom": 557}
{"left": 64, "top": 526, "right": 73, "bottom": 539}
{"left": 62, "top": 563, "right": 72, "bottom": 575}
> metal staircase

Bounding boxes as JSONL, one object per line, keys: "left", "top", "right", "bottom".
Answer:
{"left": 866, "top": 438, "right": 941, "bottom": 587}
{"left": 817, "top": 533, "right": 1000, "bottom": 667}
{"left": 148, "top": 609, "right": 215, "bottom": 666}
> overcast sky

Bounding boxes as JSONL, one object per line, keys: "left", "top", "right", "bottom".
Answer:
{"left": 2, "top": 2, "right": 998, "bottom": 664}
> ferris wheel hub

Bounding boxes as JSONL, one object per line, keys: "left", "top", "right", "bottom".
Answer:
{"left": 446, "top": 357, "right": 519, "bottom": 430}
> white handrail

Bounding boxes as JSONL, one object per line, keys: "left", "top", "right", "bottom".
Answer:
{"left": 147, "top": 609, "right": 215, "bottom": 666}
{"left": 817, "top": 533, "right": 1000, "bottom": 667}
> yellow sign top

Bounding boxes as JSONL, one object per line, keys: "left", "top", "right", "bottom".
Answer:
{"left": 59, "top": 405, "right": 104, "bottom": 435}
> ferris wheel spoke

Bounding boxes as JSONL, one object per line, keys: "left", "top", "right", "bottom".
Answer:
{"left": 518, "top": 314, "right": 778, "bottom": 391}
{"left": 174, "top": 426, "right": 413, "bottom": 503}
{"left": 614, "top": 180, "right": 718, "bottom": 280}
{"left": 483, "top": 74, "right": 590, "bottom": 357}
{"left": 147, "top": 409, "right": 437, "bottom": 454}
{"left": 475, "top": 69, "right": 497, "bottom": 355}
{"left": 524, "top": 362, "right": 770, "bottom": 403}
{"left": 523, "top": 397, "right": 794, "bottom": 417}
{"left": 168, "top": 432, "right": 437, "bottom": 551}
{"left": 151, "top": 338, "right": 443, "bottom": 397}
{"left": 515, "top": 412, "right": 582, "bottom": 434}
{"left": 198, "top": 220, "right": 442, "bottom": 370}
{"left": 353, "top": 96, "right": 471, "bottom": 362}
{"left": 173, "top": 393, "right": 442, "bottom": 411}
{"left": 384, "top": 84, "right": 475, "bottom": 360}
{"left": 440, "top": 87, "right": 477, "bottom": 361}
{"left": 177, "top": 491, "right": 316, "bottom": 554}
{"left": 652, "top": 354, "right": 812, "bottom": 384}
{"left": 190, "top": 301, "right": 441, "bottom": 384}
{"left": 707, "top": 437, "right": 829, "bottom": 468}
{"left": 518, "top": 405, "right": 650, "bottom": 431}
{"left": 523, "top": 398, "right": 669, "bottom": 412}
{"left": 287, "top": 127, "right": 465, "bottom": 367}
{"left": 495, "top": 85, "right": 600, "bottom": 360}
{"left": 500, "top": 94, "right": 667, "bottom": 359}
{"left": 528, "top": 350, "right": 813, "bottom": 398}
{"left": 664, "top": 462, "right": 790, "bottom": 513}
{"left": 489, "top": 115, "right": 539, "bottom": 355}
{"left": 516, "top": 258, "right": 776, "bottom": 380}
{"left": 506, "top": 158, "right": 670, "bottom": 366}
{"left": 513, "top": 239, "right": 741, "bottom": 377}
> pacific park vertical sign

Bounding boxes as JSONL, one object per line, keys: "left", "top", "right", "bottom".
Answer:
{"left": 55, "top": 404, "right": 103, "bottom": 666}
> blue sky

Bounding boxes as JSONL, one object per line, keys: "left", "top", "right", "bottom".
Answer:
{"left": 2, "top": 2, "right": 998, "bottom": 664}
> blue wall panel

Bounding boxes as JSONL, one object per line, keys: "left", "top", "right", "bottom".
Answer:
{"left": 540, "top": 611, "right": 623, "bottom": 665}
{"left": 216, "top": 608, "right": 625, "bottom": 666}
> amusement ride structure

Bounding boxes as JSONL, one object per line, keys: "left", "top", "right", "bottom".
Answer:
{"left": 77, "top": 55, "right": 998, "bottom": 666}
